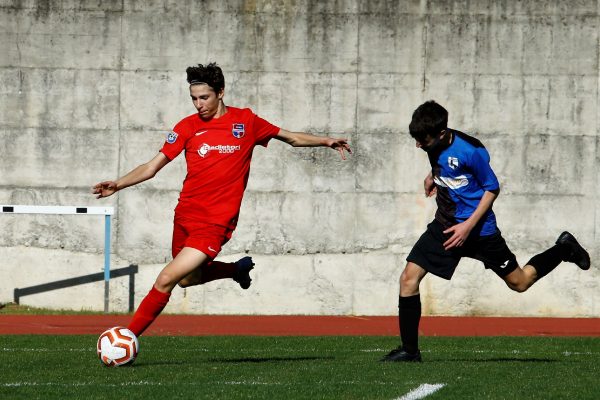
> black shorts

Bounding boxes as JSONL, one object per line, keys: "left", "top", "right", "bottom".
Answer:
{"left": 407, "top": 220, "right": 518, "bottom": 280}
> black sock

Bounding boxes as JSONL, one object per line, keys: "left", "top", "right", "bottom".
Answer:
{"left": 399, "top": 295, "right": 421, "bottom": 354}
{"left": 527, "top": 245, "right": 568, "bottom": 279}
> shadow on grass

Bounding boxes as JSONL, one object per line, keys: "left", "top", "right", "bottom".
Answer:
{"left": 209, "top": 356, "right": 335, "bottom": 363}
{"left": 441, "top": 357, "right": 558, "bottom": 363}
{"left": 131, "top": 360, "right": 192, "bottom": 368}
{"left": 131, "top": 356, "right": 334, "bottom": 367}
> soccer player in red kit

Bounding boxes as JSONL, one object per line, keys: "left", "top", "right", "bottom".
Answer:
{"left": 92, "top": 63, "right": 352, "bottom": 336}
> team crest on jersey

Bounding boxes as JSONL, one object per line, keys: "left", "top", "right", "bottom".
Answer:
{"left": 166, "top": 132, "right": 178, "bottom": 144}
{"left": 448, "top": 157, "right": 459, "bottom": 170}
{"left": 232, "top": 123, "right": 245, "bottom": 139}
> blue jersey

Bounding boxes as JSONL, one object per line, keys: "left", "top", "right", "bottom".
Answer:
{"left": 428, "top": 130, "right": 500, "bottom": 236}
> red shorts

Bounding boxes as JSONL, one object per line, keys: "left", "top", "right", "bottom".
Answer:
{"left": 171, "top": 215, "right": 234, "bottom": 259}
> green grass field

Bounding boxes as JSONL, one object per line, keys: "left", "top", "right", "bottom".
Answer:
{"left": 1, "top": 335, "right": 599, "bottom": 399}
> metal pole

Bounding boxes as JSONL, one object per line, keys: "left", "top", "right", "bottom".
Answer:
{"left": 104, "top": 214, "right": 111, "bottom": 313}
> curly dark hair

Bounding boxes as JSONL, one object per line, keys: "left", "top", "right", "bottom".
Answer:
{"left": 185, "top": 62, "right": 225, "bottom": 94}
{"left": 409, "top": 100, "right": 448, "bottom": 142}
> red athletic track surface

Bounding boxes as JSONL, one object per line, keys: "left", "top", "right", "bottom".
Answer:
{"left": 1, "top": 315, "right": 599, "bottom": 336}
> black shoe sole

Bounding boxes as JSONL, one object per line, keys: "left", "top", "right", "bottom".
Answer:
{"left": 234, "top": 257, "right": 255, "bottom": 289}
{"left": 380, "top": 350, "right": 422, "bottom": 362}
{"left": 556, "top": 231, "right": 590, "bottom": 270}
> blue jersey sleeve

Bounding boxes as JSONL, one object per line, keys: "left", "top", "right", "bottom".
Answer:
{"left": 469, "top": 147, "right": 499, "bottom": 191}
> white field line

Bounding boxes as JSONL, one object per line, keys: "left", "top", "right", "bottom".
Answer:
{"left": 4, "top": 347, "right": 595, "bottom": 356}
{"left": 2, "top": 380, "right": 282, "bottom": 388}
{"left": 395, "top": 384, "right": 445, "bottom": 400}
{"left": 2, "top": 380, "right": 409, "bottom": 388}
{"left": 2, "top": 348, "right": 89, "bottom": 352}
{"left": 361, "top": 348, "right": 595, "bottom": 356}
{"left": 2, "top": 381, "right": 159, "bottom": 388}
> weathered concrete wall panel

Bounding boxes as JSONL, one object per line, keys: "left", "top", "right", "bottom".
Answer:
{"left": 0, "top": 7, "right": 122, "bottom": 69}
{"left": 1, "top": 0, "right": 599, "bottom": 317}
{"left": 0, "top": 68, "right": 120, "bottom": 129}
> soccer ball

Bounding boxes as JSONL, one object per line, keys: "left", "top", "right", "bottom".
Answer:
{"left": 97, "top": 326, "right": 139, "bottom": 367}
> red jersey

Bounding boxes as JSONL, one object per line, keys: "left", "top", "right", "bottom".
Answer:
{"left": 160, "top": 107, "right": 280, "bottom": 229}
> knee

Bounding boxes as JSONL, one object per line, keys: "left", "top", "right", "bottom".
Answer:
{"left": 177, "top": 277, "right": 194, "bottom": 288}
{"left": 504, "top": 277, "right": 532, "bottom": 293}
{"left": 399, "top": 271, "right": 411, "bottom": 287}
{"left": 503, "top": 266, "right": 537, "bottom": 293}
{"left": 399, "top": 270, "right": 420, "bottom": 296}
{"left": 177, "top": 271, "right": 203, "bottom": 288}
{"left": 506, "top": 282, "right": 528, "bottom": 293}
{"left": 154, "top": 271, "right": 178, "bottom": 292}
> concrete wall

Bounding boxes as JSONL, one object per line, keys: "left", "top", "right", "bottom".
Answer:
{"left": 1, "top": 0, "right": 599, "bottom": 317}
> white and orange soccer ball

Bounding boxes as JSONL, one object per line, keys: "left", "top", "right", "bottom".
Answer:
{"left": 97, "top": 326, "right": 139, "bottom": 367}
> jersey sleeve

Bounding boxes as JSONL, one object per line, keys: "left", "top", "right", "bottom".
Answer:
{"left": 160, "top": 120, "right": 189, "bottom": 160}
{"left": 469, "top": 147, "right": 500, "bottom": 191}
{"left": 252, "top": 113, "right": 280, "bottom": 147}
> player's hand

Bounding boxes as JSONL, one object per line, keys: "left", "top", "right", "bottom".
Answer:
{"left": 443, "top": 222, "right": 473, "bottom": 250}
{"left": 326, "top": 138, "right": 352, "bottom": 160}
{"left": 92, "top": 181, "right": 118, "bottom": 199}
{"left": 424, "top": 173, "right": 436, "bottom": 197}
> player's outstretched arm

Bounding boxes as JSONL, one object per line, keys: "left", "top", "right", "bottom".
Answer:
{"left": 274, "top": 129, "right": 352, "bottom": 160}
{"left": 92, "top": 152, "right": 170, "bottom": 198}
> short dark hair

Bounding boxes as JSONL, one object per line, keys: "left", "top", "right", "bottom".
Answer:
{"left": 409, "top": 100, "right": 448, "bottom": 142}
{"left": 186, "top": 62, "right": 225, "bottom": 94}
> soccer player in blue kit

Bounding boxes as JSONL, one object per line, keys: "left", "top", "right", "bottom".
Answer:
{"left": 381, "top": 100, "right": 591, "bottom": 362}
